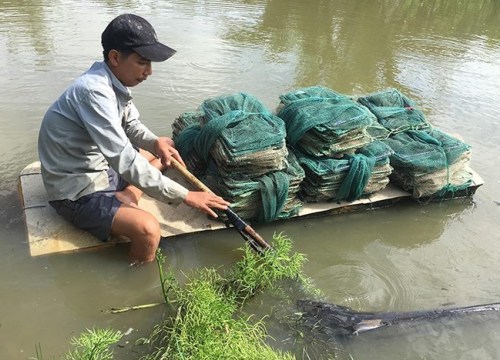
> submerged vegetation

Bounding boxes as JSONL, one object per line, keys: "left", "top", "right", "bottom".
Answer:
{"left": 61, "top": 329, "right": 123, "bottom": 360}
{"left": 35, "top": 233, "right": 312, "bottom": 360}
{"left": 140, "top": 233, "right": 306, "bottom": 360}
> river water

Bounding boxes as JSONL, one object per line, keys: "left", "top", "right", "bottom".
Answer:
{"left": 1, "top": 0, "right": 500, "bottom": 359}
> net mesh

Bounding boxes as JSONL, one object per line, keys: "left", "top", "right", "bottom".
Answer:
{"left": 172, "top": 93, "right": 302, "bottom": 223}
{"left": 383, "top": 129, "right": 472, "bottom": 198}
{"left": 170, "top": 87, "right": 475, "bottom": 224}
{"left": 297, "top": 140, "right": 394, "bottom": 202}
{"left": 277, "top": 86, "right": 374, "bottom": 157}
{"left": 358, "top": 88, "right": 431, "bottom": 135}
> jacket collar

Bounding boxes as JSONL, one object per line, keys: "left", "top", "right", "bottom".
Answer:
{"left": 101, "top": 61, "right": 133, "bottom": 101}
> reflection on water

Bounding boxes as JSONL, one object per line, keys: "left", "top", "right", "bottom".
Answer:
{"left": 223, "top": 0, "right": 500, "bottom": 95}
{"left": 1, "top": 0, "right": 500, "bottom": 358}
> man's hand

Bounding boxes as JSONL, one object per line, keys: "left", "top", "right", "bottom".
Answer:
{"left": 154, "top": 137, "right": 186, "bottom": 168}
{"left": 184, "top": 191, "right": 230, "bottom": 218}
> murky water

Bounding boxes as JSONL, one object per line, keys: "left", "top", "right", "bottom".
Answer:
{"left": 1, "top": 0, "right": 500, "bottom": 358}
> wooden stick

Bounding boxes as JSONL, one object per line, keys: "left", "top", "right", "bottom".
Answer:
{"left": 107, "top": 302, "right": 165, "bottom": 314}
{"left": 170, "top": 158, "right": 272, "bottom": 251}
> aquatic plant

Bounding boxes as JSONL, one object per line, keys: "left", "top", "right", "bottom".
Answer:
{"left": 223, "top": 231, "right": 307, "bottom": 302}
{"left": 32, "top": 328, "right": 122, "bottom": 360}
{"left": 62, "top": 328, "right": 122, "bottom": 360}
{"left": 140, "top": 232, "right": 306, "bottom": 360}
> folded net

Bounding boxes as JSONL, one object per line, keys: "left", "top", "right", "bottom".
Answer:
{"left": 277, "top": 86, "right": 374, "bottom": 157}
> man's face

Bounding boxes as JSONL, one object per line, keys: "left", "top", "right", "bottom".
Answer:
{"left": 109, "top": 50, "right": 153, "bottom": 87}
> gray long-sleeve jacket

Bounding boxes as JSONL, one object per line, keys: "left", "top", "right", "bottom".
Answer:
{"left": 38, "top": 61, "right": 189, "bottom": 203}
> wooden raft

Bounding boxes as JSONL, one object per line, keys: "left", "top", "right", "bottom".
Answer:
{"left": 18, "top": 162, "right": 483, "bottom": 257}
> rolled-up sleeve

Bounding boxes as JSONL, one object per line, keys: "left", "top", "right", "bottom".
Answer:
{"left": 76, "top": 86, "right": 189, "bottom": 204}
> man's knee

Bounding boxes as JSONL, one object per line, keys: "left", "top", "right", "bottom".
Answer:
{"left": 129, "top": 216, "right": 161, "bottom": 263}
{"left": 139, "top": 216, "right": 161, "bottom": 241}
{"left": 111, "top": 206, "right": 161, "bottom": 263}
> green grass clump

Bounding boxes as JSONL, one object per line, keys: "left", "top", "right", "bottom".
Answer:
{"left": 225, "top": 232, "right": 308, "bottom": 303}
{"left": 141, "top": 233, "right": 305, "bottom": 360}
{"left": 61, "top": 328, "right": 122, "bottom": 360}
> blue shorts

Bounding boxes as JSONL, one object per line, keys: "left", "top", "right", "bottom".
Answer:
{"left": 49, "top": 168, "right": 129, "bottom": 241}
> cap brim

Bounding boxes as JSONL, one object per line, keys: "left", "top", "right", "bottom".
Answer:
{"left": 133, "top": 42, "right": 176, "bottom": 62}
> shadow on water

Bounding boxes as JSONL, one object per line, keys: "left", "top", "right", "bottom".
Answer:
{"left": 0, "top": 145, "right": 39, "bottom": 261}
{"left": 241, "top": 277, "right": 500, "bottom": 359}
{"left": 294, "top": 302, "right": 500, "bottom": 359}
{"left": 296, "top": 299, "right": 500, "bottom": 336}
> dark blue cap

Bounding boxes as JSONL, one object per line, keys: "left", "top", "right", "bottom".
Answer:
{"left": 101, "top": 14, "right": 176, "bottom": 62}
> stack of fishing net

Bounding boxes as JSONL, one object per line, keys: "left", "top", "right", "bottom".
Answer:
{"left": 203, "top": 150, "right": 305, "bottom": 223}
{"left": 297, "top": 140, "right": 394, "bottom": 202}
{"left": 277, "top": 86, "right": 374, "bottom": 157}
{"left": 280, "top": 150, "right": 305, "bottom": 217}
{"left": 383, "top": 129, "right": 473, "bottom": 198}
{"left": 172, "top": 93, "right": 304, "bottom": 223}
{"left": 357, "top": 88, "right": 431, "bottom": 138}
{"left": 172, "top": 111, "right": 203, "bottom": 138}
{"left": 275, "top": 85, "right": 394, "bottom": 202}
{"left": 357, "top": 88, "right": 472, "bottom": 198}
{"left": 358, "top": 141, "right": 394, "bottom": 195}
{"left": 172, "top": 111, "right": 207, "bottom": 176}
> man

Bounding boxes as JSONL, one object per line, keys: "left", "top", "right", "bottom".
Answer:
{"left": 38, "top": 14, "right": 229, "bottom": 265}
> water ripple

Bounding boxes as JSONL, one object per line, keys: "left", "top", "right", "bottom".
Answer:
{"left": 315, "top": 240, "right": 415, "bottom": 311}
{"left": 394, "top": 34, "right": 500, "bottom": 135}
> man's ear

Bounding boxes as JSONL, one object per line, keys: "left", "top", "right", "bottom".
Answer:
{"left": 108, "top": 49, "right": 120, "bottom": 67}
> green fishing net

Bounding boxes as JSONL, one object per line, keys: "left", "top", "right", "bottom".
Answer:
{"left": 358, "top": 88, "right": 430, "bottom": 135}
{"left": 204, "top": 151, "right": 304, "bottom": 223}
{"left": 296, "top": 140, "right": 394, "bottom": 202}
{"left": 277, "top": 86, "right": 374, "bottom": 157}
{"left": 356, "top": 88, "right": 472, "bottom": 198}
{"left": 172, "top": 93, "right": 302, "bottom": 223}
{"left": 383, "top": 129, "right": 472, "bottom": 198}
{"left": 170, "top": 87, "right": 474, "bottom": 223}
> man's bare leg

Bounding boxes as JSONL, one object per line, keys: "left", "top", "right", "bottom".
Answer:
{"left": 111, "top": 205, "right": 161, "bottom": 264}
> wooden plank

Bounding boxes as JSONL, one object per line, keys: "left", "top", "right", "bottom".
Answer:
{"left": 18, "top": 162, "right": 228, "bottom": 256}
{"left": 18, "top": 162, "right": 483, "bottom": 257}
